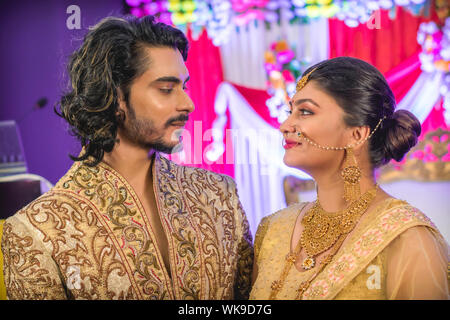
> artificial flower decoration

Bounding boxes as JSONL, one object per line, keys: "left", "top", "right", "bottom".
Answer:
{"left": 417, "top": 17, "right": 450, "bottom": 128}
{"left": 264, "top": 40, "right": 309, "bottom": 123}
{"left": 124, "top": 0, "right": 431, "bottom": 45}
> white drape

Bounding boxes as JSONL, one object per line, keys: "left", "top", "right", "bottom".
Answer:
{"left": 396, "top": 70, "right": 444, "bottom": 123}
{"left": 219, "top": 18, "right": 329, "bottom": 89}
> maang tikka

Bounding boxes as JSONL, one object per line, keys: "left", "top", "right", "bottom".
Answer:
{"left": 296, "top": 68, "right": 317, "bottom": 92}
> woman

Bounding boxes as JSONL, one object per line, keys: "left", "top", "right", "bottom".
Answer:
{"left": 250, "top": 57, "right": 449, "bottom": 300}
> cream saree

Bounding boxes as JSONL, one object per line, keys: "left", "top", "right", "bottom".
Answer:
{"left": 250, "top": 198, "right": 449, "bottom": 300}
{"left": 1, "top": 153, "right": 253, "bottom": 300}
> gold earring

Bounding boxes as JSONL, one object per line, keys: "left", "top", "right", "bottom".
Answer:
{"left": 341, "top": 147, "right": 361, "bottom": 203}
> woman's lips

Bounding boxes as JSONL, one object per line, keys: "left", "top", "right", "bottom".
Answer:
{"left": 283, "top": 139, "right": 302, "bottom": 149}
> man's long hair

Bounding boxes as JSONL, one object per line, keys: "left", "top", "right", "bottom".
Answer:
{"left": 55, "top": 16, "right": 189, "bottom": 166}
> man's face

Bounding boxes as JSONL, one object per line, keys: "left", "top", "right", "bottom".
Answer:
{"left": 119, "top": 46, "right": 194, "bottom": 153}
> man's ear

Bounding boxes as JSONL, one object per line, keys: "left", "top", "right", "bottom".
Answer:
{"left": 117, "top": 87, "right": 127, "bottom": 112}
{"left": 116, "top": 88, "right": 127, "bottom": 124}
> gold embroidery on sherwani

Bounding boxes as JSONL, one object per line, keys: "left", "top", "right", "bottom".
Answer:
{"left": 62, "top": 161, "right": 171, "bottom": 300}
{"left": 1, "top": 220, "right": 67, "bottom": 299}
{"left": 153, "top": 154, "right": 200, "bottom": 299}
{"left": 2, "top": 152, "right": 253, "bottom": 300}
{"left": 154, "top": 153, "right": 253, "bottom": 299}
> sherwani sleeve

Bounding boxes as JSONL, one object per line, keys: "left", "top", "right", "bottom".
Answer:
{"left": 1, "top": 215, "right": 67, "bottom": 300}
{"left": 228, "top": 178, "right": 254, "bottom": 300}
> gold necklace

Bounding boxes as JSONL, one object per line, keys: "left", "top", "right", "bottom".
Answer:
{"left": 300, "top": 185, "right": 378, "bottom": 270}
{"left": 269, "top": 185, "right": 378, "bottom": 300}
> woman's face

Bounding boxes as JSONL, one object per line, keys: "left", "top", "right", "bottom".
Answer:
{"left": 280, "top": 80, "right": 353, "bottom": 174}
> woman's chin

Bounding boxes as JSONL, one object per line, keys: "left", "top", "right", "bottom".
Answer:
{"left": 283, "top": 154, "right": 302, "bottom": 169}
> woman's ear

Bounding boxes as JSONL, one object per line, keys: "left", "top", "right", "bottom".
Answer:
{"left": 351, "top": 125, "right": 371, "bottom": 151}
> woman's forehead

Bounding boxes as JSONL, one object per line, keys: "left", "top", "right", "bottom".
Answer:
{"left": 291, "top": 81, "right": 341, "bottom": 111}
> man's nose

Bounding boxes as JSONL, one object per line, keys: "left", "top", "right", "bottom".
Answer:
{"left": 178, "top": 91, "right": 195, "bottom": 114}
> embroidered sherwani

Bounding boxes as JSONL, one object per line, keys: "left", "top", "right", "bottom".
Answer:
{"left": 1, "top": 153, "right": 253, "bottom": 300}
{"left": 250, "top": 199, "right": 449, "bottom": 300}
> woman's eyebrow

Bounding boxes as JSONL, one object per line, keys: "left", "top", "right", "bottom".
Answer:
{"left": 290, "top": 98, "right": 320, "bottom": 108}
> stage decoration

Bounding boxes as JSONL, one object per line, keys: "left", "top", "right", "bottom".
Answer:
{"left": 125, "top": 0, "right": 173, "bottom": 25}
{"left": 378, "top": 128, "right": 450, "bottom": 182}
{"left": 124, "top": 0, "right": 430, "bottom": 45}
{"left": 417, "top": 17, "right": 450, "bottom": 123}
{"left": 378, "top": 17, "right": 450, "bottom": 183}
{"left": 264, "top": 40, "right": 309, "bottom": 123}
{"left": 283, "top": 175, "right": 316, "bottom": 205}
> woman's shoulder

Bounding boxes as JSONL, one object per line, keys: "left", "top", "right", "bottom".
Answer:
{"left": 361, "top": 196, "right": 447, "bottom": 251}
{"left": 260, "top": 202, "right": 310, "bottom": 227}
{"left": 375, "top": 197, "right": 437, "bottom": 228}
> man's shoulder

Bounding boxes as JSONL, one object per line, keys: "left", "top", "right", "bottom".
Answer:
{"left": 3, "top": 190, "right": 55, "bottom": 232}
{"left": 3, "top": 184, "right": 86, "bottom": 232}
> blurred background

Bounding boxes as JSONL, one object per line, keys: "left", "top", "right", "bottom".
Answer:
{"left": 0, "top": 0, "right": 448, "bottom": 242}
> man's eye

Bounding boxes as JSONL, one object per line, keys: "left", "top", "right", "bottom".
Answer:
{"left": 160, "top": 88, "right": 173, "bottom": 94}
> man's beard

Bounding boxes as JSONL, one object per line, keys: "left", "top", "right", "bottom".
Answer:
{"left": 119, "top": 103, "right": 187, "bottom": 154}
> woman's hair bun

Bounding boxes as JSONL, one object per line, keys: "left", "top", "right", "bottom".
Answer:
{"left": 382, "top": 109, "right": 421, "bottom": 164}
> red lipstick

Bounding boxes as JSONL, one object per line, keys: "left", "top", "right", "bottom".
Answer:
{"left": 283, "top": 139, "right": 301, "bottom": 149}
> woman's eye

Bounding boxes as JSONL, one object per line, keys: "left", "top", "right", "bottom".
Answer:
{"left": 299, "top": 108, "right": 314, "bottom": 115}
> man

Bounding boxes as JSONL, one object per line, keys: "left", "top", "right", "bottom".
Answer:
{"left": 1, "top": 16, "right": 253, "bottom": 300}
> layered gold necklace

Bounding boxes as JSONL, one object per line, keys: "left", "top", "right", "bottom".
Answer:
{"left": 270, "top": 184, "right": 378, "bottom": 300}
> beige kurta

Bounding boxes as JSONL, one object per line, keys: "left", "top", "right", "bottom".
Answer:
{"left": 1, "top": 153, "right": 253, "bottom": 300}
{"left": 250, "top": 198, "right": 449, "bottom": 300}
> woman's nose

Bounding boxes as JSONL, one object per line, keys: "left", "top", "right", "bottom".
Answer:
{"left": 279, "top": 118, "right": 295, "bottom": 135}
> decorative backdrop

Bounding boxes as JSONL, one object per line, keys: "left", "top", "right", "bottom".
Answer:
{"left": 161, "top": 2, "right": 449, "bottom": 238}
{"left": 0, "top": 0, "right": 448, "bottom": 241}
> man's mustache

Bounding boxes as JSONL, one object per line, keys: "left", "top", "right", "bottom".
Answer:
{"left": 166, "top": 114, "right": 190, "bottom": 127}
